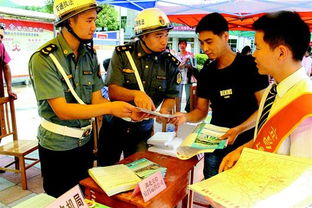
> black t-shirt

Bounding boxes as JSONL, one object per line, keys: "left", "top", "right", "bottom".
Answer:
{"left": 197, "top": 54, "right": 269, "bottom": 128}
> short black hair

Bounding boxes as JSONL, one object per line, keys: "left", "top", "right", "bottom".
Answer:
{"left": 253, "top": 11, "right": 310, "bottom": 61}
{"left": 178, "top": 40, "right": 187, "bottom": 45}
{"left": 241, "top": 46, "right": 251, "bottom": 55}
{"left": 195, "top": 12, "right": 228, "bottom": 35}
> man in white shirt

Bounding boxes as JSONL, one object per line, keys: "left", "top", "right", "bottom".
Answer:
{"left": 219, "top": 11, "right": 312, "bottom": 172}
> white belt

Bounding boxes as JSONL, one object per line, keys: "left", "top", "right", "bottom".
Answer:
{"left": 41, "top": 119, "right": 92, "bottom": 139}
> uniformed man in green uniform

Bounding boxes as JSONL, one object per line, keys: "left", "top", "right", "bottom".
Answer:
{"left": 98, "top": 8, "right": 181, "bottom": 166}
{"left": 28, "top": 0, "right": 137, "bottom": 197}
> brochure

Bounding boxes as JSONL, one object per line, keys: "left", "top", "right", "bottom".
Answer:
{"left": 126, "top": 158, "right": 167, "bottom": 179}
{"left": 176, "top": 123, "right": 229, "bottom": 160}
{"left": 136, "top": 107, "right": 177, "bottom": 118}
{"left": 190, "top": 123, "right": 228, "bottom": 149}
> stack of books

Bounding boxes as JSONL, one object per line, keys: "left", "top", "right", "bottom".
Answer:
{"left": 126, "top": 158, "right": 167, "bottom": 179}
{"left": 88, "top": 159, "right": 166, "bottom": 196}
{"left": 147, "top": 132, "right": 183, "bottom": 157}
{"left": 88, "top": 164, "right": 142, "bottom": 197}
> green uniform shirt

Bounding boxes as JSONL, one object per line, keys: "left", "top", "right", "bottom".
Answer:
{"left": 106, "top": 40, "right": 180, "bottom": 108}
{"left": 29, "top": 33, "right": 104, "bottom": 151}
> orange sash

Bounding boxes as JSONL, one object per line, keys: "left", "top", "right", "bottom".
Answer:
{"left": 253, "top": 94, "right": 312, "bottom": 152}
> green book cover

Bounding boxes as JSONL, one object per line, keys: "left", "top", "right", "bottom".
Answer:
{"left": 190, "top": 123, "right": 228, "bottom": 149}
{"left": 126, "top": 158, "right": 167, "bottom": 179}
{"left": 85, "top": 199, "right": 111, "bottom": 208}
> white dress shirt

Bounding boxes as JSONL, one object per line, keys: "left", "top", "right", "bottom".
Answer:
{"left": 254, "top": 67, "right": 312, "bottom": 158}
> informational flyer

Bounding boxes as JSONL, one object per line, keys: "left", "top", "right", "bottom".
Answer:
{"left": 189, "top": 148, "right": 312, "bottom": 208}
{"left": 136, "top": 107, "right": 177, "bottom": 118}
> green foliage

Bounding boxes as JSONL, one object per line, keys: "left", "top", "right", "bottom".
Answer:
{"left": 22, "top": 1, "right": 120, "bottom": 32}
{"left": 25, "top": 0, "right": 53, "bottom": 13}
{"left": 96, "top": 4, "right": 119, "bottom": 31}
{"left": 195, "top": 53, "right": 209, "bottom": 70}
{"left": 44, "top": 0, "right": 53, "bottom": 13}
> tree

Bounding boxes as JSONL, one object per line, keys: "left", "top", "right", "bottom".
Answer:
{"left": 96, "top": 4, "right": 120, "bottom": 31}
{"left": 23, "top": 1, "right": 120, "bottom": 31}
{"left": 25, "top": 0, "right": 53, "bottom": 13}
{"left": 44, "top": 0, "right": 53, "bottom": 13}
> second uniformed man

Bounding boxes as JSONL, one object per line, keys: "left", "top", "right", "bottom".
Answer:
{"left": 97, "top": 8, "right": 181, "bottom": 166}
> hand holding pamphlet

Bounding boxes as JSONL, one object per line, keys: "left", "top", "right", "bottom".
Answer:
{"left": 190, "top": 123, "right": 228, "bottom": 149}
{"left": 136, "top": 107, "right": 177, "bottom": 118}
{"left": 176, "top": 123, "right": 229, "bottom": 160}
{"left": 147, "top": 123, "right": 228, "bottom": 160}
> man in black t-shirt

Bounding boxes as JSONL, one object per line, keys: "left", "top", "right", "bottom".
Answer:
{"left": 169, "top": 13, "right": 269, "bottom": 179}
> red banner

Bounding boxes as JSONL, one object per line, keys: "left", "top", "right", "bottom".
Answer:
{"left": 0, "top": 18, "right": 54, "bottom": 32}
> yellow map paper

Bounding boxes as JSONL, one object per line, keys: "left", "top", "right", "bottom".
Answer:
{"left": 189, "top": 148, "right": 312, "bottom": 208}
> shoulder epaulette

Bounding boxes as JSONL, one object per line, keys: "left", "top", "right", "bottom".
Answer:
{"left": 85, "top": 44, "right": 96, "bottom": 55}
{"left": 40, "top": 44, "right": 57, "bottom": 56}
{"left": 115, "top": 45, "right": 134, "bottom": 53}
{"left": 163, "top": 52, "right": 180, "bottom": 67}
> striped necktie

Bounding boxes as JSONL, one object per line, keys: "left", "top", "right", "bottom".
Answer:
{"left": 257, "top": 84, "right": 277, "bottom": 132}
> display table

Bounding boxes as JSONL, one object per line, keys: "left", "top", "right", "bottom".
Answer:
{"left": 80, "top": 151, "right": 199, "bottom": 208}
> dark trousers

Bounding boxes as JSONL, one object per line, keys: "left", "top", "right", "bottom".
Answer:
{"left": 38, "top": 139, "right": 93, "bottom": 198}
{"left": 203, "top": 128, "right": 254, "bottom": 179}
{"left": 97, "top": 117, "right": 153, "bottom": 166}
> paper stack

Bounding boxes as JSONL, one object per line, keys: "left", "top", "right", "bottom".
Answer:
{"left": 147, "top": 132, "right": 182, "bottom": 157}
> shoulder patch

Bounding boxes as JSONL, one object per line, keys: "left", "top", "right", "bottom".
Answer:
{"left": 163, "top": 52, "right": 181, "bottom": 67}
{"left": 40, "top": 44, "right": 57, "bottom": 56}
{"left": 85, "top": 44, "right": 96, "bottom": 55}
{"left": 115, "top": 45, "right": 133, "bottom": 53}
